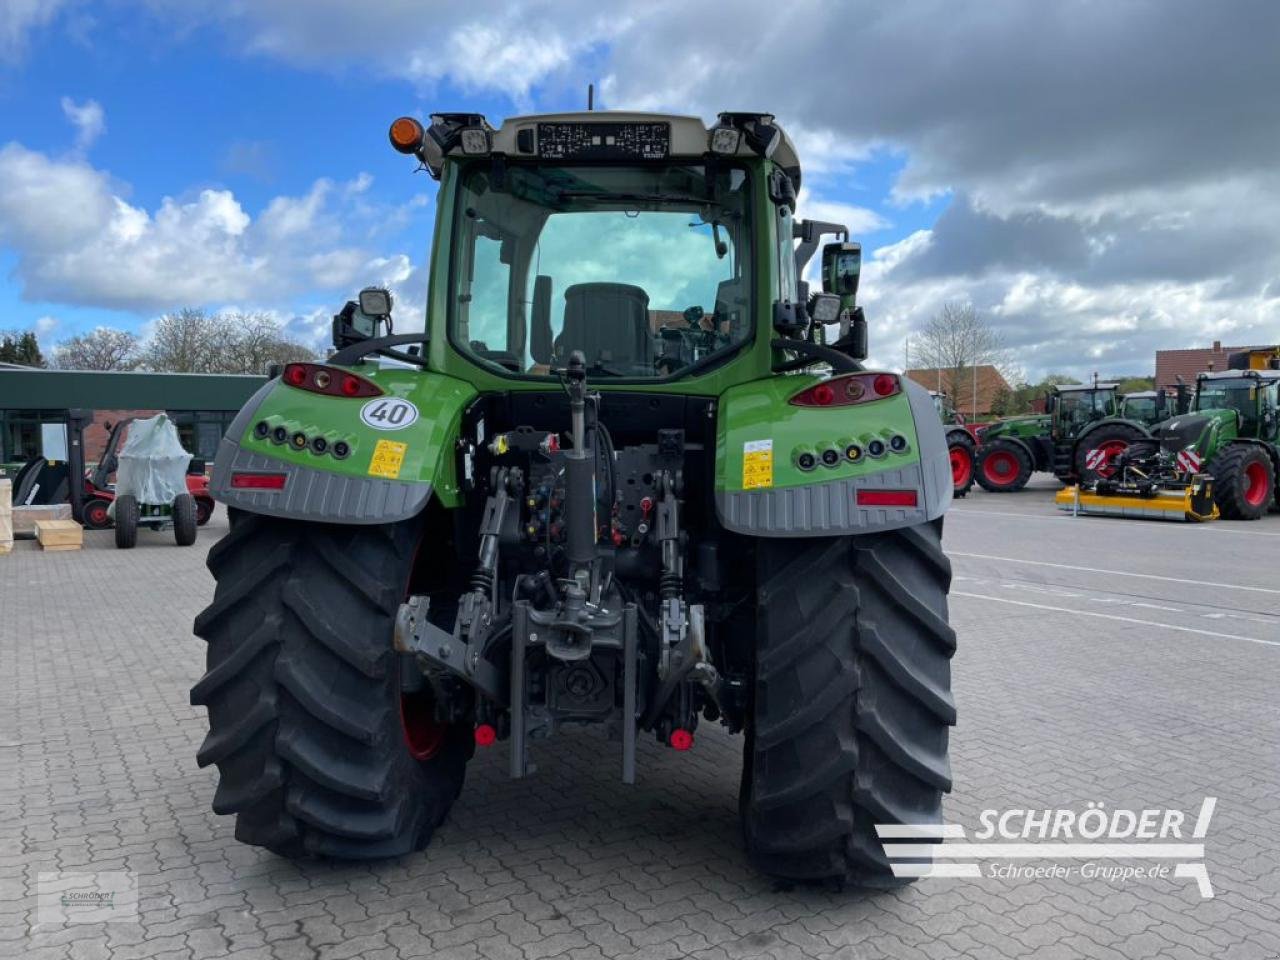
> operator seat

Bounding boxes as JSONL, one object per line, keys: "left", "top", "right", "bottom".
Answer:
{"left": 554, "top": 283, "right": 652, "bottom": 372}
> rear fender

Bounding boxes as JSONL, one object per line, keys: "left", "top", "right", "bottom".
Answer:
{"left": 210, "top": 366, "right": 476, "bottom": 523}
{"left": 713, "top": 373, "right": 951, "bottom": 536}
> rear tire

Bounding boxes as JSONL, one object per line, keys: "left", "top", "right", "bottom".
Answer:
{"left": 1208, "top": 445, "right": 1274, "bottom": 520}
{"left": 114, "top": 495, "right": 138, "bottom": 549}
{"left": 975, "top": 440, "right": 1033, "bottom": 492}
{"left": 741, "top": 520, "right": 956, "bottom": 886}
{"left": 1074, "top": 423, "right": 1145, "bottom": 485}
{"left": 174, "top": 493, "right": 198, "bottom": 546}
{"left": 191, "top": 511, "right": 472, "bottom": 858}
{"left": 947, "top": 431, "right": 976, "bottom": 498}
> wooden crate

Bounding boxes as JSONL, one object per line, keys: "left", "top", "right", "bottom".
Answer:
{"left": 36, "top": 519, "right": 83, "bottom": 551}
{"left": 11, "top": 503, "right": 71, "bottom": 537}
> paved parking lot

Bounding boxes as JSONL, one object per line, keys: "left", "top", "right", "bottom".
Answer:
{"left": 3, "top": 479, "right": 1279, "bottom": 960}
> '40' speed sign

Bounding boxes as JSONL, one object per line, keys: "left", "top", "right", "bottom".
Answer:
{"left": 360, "top": 398, "right": 419, "bottom": 430}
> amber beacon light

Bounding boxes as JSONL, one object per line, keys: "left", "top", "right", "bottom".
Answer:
{"left": 389, "top": 116, "right": 425, "bottom": 154}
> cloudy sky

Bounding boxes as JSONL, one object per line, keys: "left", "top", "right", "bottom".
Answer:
{"left": 1, "top": 0, "right": 1277, "bottom": 380}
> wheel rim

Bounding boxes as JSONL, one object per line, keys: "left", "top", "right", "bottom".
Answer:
{"left": 86, "top": 502, "right": 109, "bottom": 527}
{"left": 1092, "top": 439, "right": 1129, "bottom": 479}
{"left": 1243, "top": 461, "right": 1269, "bottom": 506}
{"left": 400, "top": 689, "right": 446, "bottom": 761}
{"left": 950, "top": 447, "right": 972, "bottom": 487}
{"left": 196, "top": 500, "right": 212, "bottom": 525}
{"left": 983, "top": 451, "right": 1018, "bottom": 484}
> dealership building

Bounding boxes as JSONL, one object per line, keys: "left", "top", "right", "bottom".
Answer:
{"left": 0, "top": 365, "right": 265, "bottom": 467}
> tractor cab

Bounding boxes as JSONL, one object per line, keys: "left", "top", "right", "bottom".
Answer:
{"left": 1046, "top": 383, "right": 1120, "bottom": 441}
{"left": 929, "top": 390, "right": 963, "bottom": 425}
{"left": 1193, "top": 370, "right": 1280, "bottom": 441}
{"left": 1118, "top": 390, "right": 1174, "bottom": 427}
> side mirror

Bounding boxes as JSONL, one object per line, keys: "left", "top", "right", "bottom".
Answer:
{"left": 822, "top": 241, "right": 861, "bottom": 300}
{"left": 332, "top": 299, "right": 385, "bottom": 350}
{"left": 1045, "top": 394, "right": 1058, "bottom": 414}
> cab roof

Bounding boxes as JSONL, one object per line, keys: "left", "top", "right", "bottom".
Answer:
{"left": 1056, "top": 382, "right": 1119, "bottom": 393}
{"left": 496, "top": 111, "right": 799, "bottom": 165}
{"left": 1198, "top": 369, "right": 1280, "bottom": 382}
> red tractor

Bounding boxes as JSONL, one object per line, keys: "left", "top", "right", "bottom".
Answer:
{"left": 80, "top": 417, "right": 214, "bottom": 530}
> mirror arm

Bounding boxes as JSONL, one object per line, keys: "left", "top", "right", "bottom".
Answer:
{"left": 331, "top": 332, "right": 430, "bottom": 366}
{"left": 770, "top": 338, "right": 860, "bottom": 373}
{"left": 793, "top": 219, "right": 848, "bottom": 280}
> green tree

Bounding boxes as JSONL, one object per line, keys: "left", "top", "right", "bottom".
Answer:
{"left": 1118, "top": 376, "right": 1155, "bottom": 394}
{"left": 0, "top": 330, "right": 47, "bottom": 367}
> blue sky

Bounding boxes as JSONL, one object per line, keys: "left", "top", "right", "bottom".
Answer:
{"left": 1, "top": 1, "right": 1275, "bottom": 381}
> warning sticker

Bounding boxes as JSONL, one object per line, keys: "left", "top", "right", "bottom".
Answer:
{"left": 368, "top": 439, "right": 408, "bottom": 479}
{"left": 742, "top": 439, "right": 774, "bottom": 490}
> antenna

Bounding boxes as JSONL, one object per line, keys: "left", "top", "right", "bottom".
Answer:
{"left": 587, "top": 83, "right": 594, "bottom": 111}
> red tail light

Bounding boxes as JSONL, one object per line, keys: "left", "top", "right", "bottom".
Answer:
{"left": 791, "top": 373, "right": 901, "bottom": 407}
{"left": 282, "top": 363, "right": 382, "bottom": 398}
{"left": 856, "top": 489, "right": 918, "bottom": 507}
{"left": 230, "top": 472, "right": 287, "bottom": 490}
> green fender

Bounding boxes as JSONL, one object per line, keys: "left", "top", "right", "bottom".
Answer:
{"left": 209, "top": 366, "right": 476, "bottom": 523}
{"left": 713, "top": 373, "right": 952, "bottom": 536}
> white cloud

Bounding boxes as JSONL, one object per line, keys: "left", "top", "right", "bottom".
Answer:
{"left": 60, "top": 96, "right": 105, "bottom": 149}
{"left": 35, "top": 315, "right": 59, "bottom": 336}
{"left": 0, "top": 0, "right": 65, "bottom": 61}
{"left": 0, "top": 143, "right": 404, "bottom": 312}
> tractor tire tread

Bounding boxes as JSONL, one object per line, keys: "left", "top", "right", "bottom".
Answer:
{"left": 1208, "top": 444, "right": 1275, "bottom": 520}
{"left": 742, "top": 519, "right": 955, "bottom": 886}
{"left": 192, "top": 514, "right": 470, "bottom": 860}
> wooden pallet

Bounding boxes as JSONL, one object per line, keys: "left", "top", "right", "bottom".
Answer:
{"left": 36, "top": 519, "right": 83, "bottom": 551}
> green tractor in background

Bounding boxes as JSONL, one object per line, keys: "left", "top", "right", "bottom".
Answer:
{"left": 190, "top": 110, "right": 957, "bottom": 887}
{"left": 974, "top": 382, "right": 1168, "bottom": 492}
{"left": 930, "top": 391, "right": 976, "bottom": 498}
{"left": 1113, "top": 369, "right": 1280, "bottom": 519}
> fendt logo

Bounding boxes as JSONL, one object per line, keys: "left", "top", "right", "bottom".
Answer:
{"left": 877, "top": 797, "right": 1217, "bottom": 898}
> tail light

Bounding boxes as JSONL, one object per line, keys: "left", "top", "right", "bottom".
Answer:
{"left": 857, "top": 489, "right": 918, "bottom": 507}
{"left": 281, "top": 363, "right": 382, "bottom": 398}
{"left": 790, "top": 373, "right": 901, "bottom": 407}
{"left": 230, "top": 472, "right": 287, "bottom": 490}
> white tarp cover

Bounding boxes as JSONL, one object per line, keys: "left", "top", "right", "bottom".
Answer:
{"left": 111, "top": 414, "right": 192, "bottom": 510}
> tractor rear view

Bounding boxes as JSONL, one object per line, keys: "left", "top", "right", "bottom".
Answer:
{"left": 1058, "top": 369, "right": 1280, "bottom": 521}
{"left": 190, "top": 110, "right": 958, "bottom": 887}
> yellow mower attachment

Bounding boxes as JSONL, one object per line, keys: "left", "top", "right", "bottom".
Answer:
{"left": 1055, "top": 476, "right": 1219, "bottom": 522}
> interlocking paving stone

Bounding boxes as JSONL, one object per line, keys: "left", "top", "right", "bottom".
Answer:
{"left": 3, "top": 492, "right": 1279, "bottom": 959}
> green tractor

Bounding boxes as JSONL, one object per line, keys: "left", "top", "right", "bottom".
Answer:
{"left": 190, "top": 110, "right": 957, "bottom": 886}
{"left": 974, "top": 382, "right": 1164, "bottom": 492}
{"left": 930, "top": 391, "right": 976, "bottom": 498}
{"left": 1112, "top": 369, "right": 1280, "bottom": 520}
